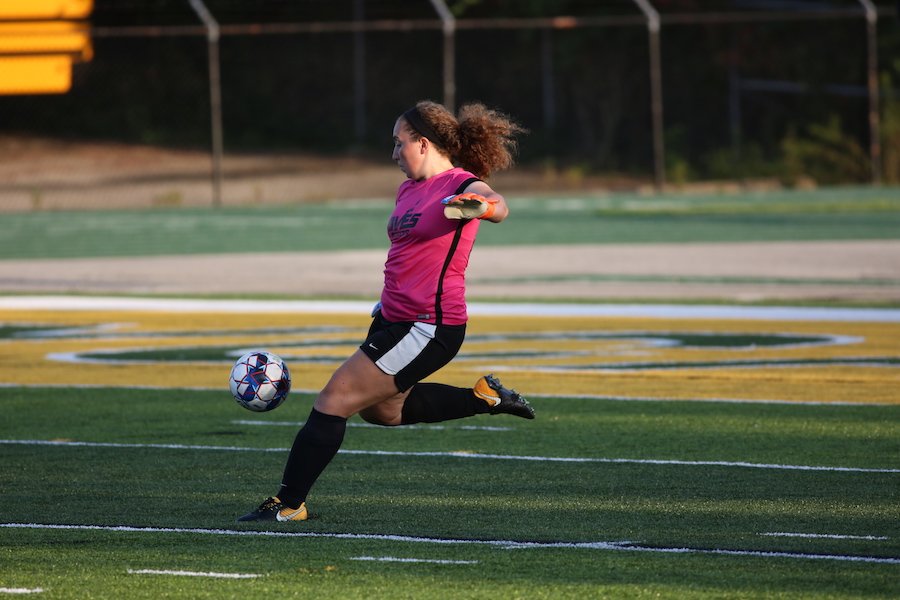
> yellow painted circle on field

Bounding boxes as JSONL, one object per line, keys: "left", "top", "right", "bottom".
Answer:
{"left": 1, "top": 309, "right": 898, "bottom": 404}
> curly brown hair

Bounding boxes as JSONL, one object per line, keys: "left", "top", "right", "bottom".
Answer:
{"left": 401, "top": 100, "right": 527, "bottom": 180}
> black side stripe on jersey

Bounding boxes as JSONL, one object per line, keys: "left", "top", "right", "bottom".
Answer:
{"left": 433, "top": 177, "right": 481, "bottom": 326}
{"left": 434, "top": 221, "right": 466, "bottom": 326}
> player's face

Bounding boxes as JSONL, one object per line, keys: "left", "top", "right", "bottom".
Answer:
{"left": 392, "top": 118, "right": 425, "bottom": 180}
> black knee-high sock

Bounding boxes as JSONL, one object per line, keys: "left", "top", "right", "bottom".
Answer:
{"left": 278, "top": 408, "right": 347, "bottom": 508}
{"left": 400, "top": 383, "right": 490, "bottom": 425}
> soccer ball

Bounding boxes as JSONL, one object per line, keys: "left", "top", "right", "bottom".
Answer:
{"left": 229, "top": 351, "right": 291, "bottom": 412}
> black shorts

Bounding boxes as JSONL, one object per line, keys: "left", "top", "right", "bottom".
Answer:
{"left": 360, "top": 313, "right": 466, "bottom": 392}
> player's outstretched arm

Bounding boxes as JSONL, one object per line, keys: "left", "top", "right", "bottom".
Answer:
{"left": 441, "top": 181, "right": 508, "bottom": 223}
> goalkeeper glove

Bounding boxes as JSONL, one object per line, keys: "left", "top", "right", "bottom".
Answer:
{"left": 441, "top": 193, "right": 499, "bottom": 220}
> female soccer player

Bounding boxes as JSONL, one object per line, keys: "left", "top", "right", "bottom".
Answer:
{"left": 237, "top": 100, "right": 533, "bottom": 522}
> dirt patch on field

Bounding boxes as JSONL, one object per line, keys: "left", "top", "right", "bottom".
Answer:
{"left": 0, "top": 135, "right": 619, "bottom": 211}
{"left": 2, "top": 241, "right": 898, "bottom": 302}
{"left": 0, "top": 135, "right": 783, "bottom": 211}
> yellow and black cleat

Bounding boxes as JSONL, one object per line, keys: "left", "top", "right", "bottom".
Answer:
{"left": 473, "top": 374, "right": 535, "bottom": 419}
{"left": 236, "top": 497, "right": 307, "bottom": 522}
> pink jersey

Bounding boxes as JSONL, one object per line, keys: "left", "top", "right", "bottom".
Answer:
{"left": 380, "top": 168, "right": 481, "bottom": 326}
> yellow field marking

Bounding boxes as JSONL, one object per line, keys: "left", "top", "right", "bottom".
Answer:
{"left": 1, "top": 310, "right": 898, "bottom": 404}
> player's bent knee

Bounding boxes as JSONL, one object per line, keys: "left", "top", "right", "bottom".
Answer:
{"left": 358, "top": 405, "right": 403, "bottom": 427}
{"left": 358, "top": 413, "right": 393, "bottom": 426}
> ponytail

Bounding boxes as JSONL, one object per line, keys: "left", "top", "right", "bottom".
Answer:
{"left": 401, "top": 101, "right": 527, "bottom": 180}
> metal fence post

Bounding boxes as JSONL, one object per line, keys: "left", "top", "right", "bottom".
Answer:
{"left": 353, "top": 0, "right": 367, "bottom": 143}
{"left": 428, "top": 0, "right": 456, "bottom": 113}
{"left": 188, "top": 0, "right": 224, "bottom": 207}
{"left": 631, "top": 0, "right": 665, "bottom": 192}
{"left": 858, "top": 0, "right": 881, "bottom": 184}
{"left": 542, "top": 28, "right": 556, "bottom": 132}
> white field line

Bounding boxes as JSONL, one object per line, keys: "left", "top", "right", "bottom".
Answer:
{"left": 3, "top": 524, "right": 898, "bottom": 565}
{"left": 232, "top": 420, "right": 512, "bottom": 432}
{"left": 2, "top": 439, "right": 897, "bottom": 474}
{"left": 349, "top": 556, "right": 478, "bottom": 565}
{"left": 0, "top": 590, "right": 44, "bottom": 595}
{"left": 761, "top": 532, "right": 890, "bottom": 541}
{"left": 127, "top": 569, "right": 262, "bottom": 579}
{"left": 2, "top": 296, "right": 900, "bottom": 322}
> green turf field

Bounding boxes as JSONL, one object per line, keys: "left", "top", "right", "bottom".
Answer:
{"left": 1, "top": 184, "right": 898, "bottom": 598}
{"left": 1, "top": 304, "right": 898, "bottom": 599}
{"left": 1, "top": 386, "right": 898, "bottom": 600}
{"left": 1, "top": 186, "right": 898, "bottom": 259}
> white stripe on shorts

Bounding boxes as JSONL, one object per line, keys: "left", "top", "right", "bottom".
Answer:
{"left": 375, "top": 322, "right": 437, "bottom": 375}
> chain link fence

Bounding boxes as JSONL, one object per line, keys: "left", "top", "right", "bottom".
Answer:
{"left": 0, "top": 0, "right": 896, "bottom": 212}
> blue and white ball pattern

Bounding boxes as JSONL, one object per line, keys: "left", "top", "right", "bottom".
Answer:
{"left": 229, "top": 351, "right": 291, "bottom": 412}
